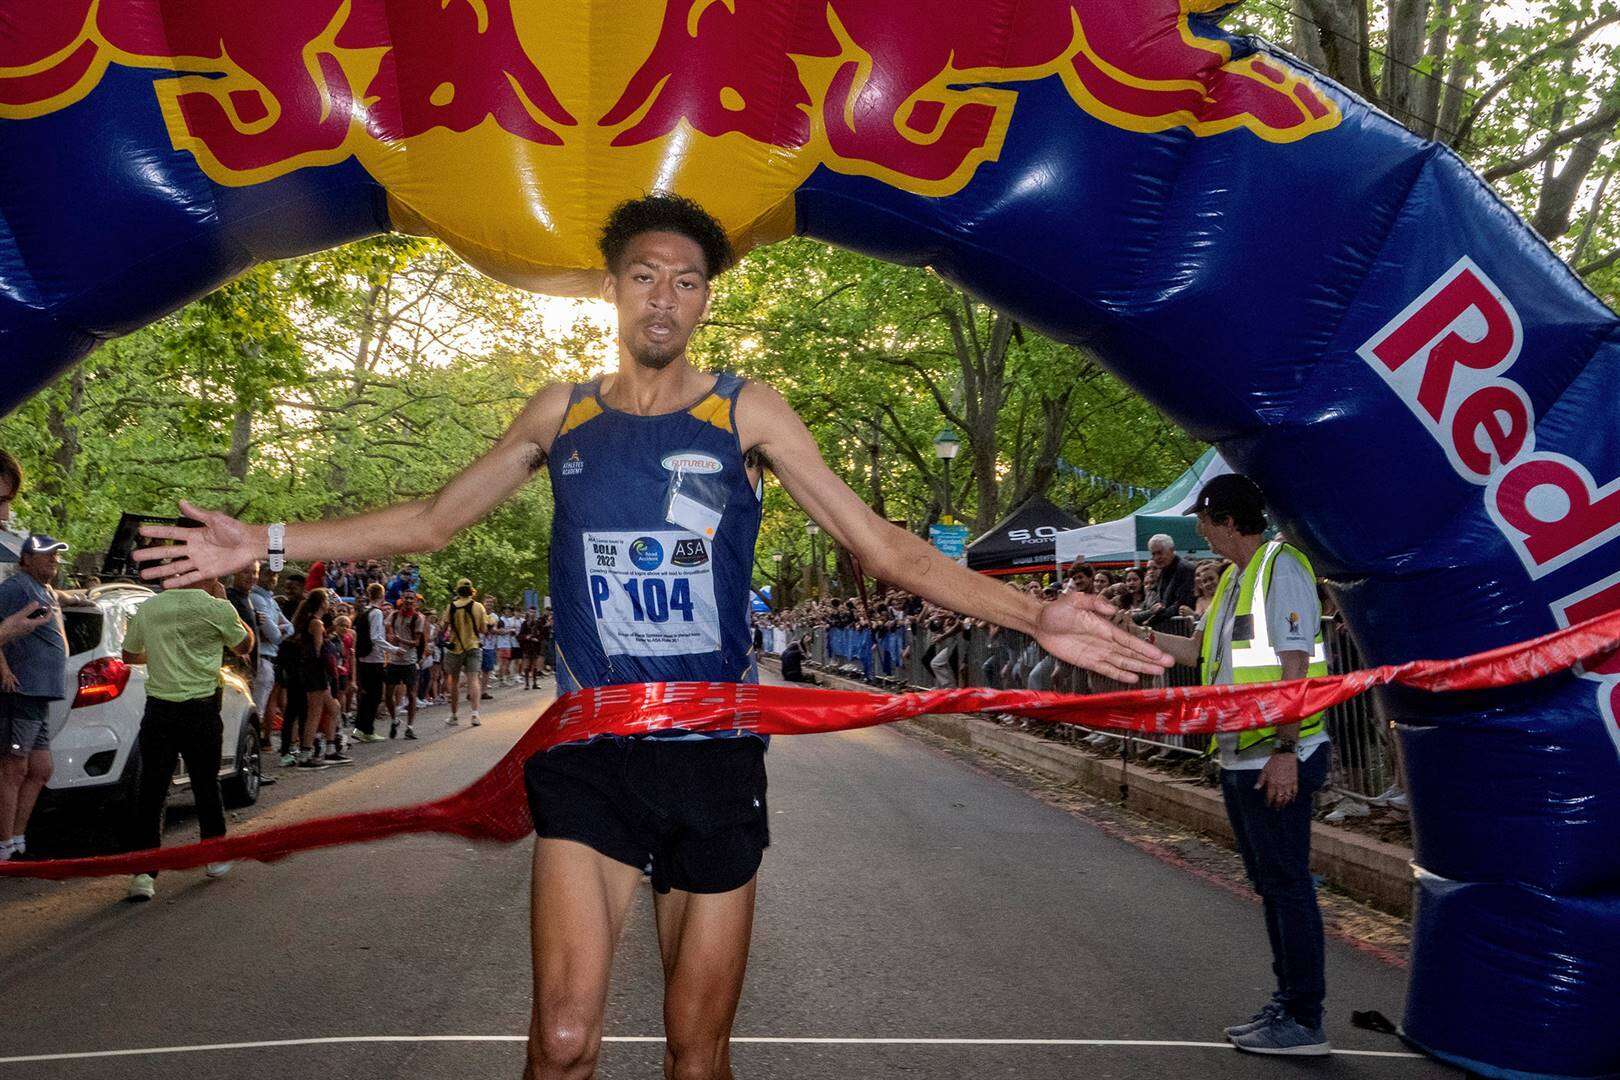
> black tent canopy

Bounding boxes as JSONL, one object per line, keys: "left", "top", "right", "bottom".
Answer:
{"left": 964, "top": 496, "right": 1085, "bottom": 576}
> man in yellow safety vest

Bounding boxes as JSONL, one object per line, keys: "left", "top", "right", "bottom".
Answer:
{"left": 1119, "top": 473, "right": 1332, "bottom": 1057}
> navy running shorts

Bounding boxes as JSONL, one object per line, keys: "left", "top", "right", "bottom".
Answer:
{"left": 524, "top": 735, "right": 769, "bottom": 894}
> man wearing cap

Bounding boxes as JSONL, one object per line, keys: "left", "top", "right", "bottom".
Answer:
{"left": 0, "top": 534, "right": 71, "bottom": 861}
{"left": 1118, "top": 473, "right": 1331, "bottom": 1056}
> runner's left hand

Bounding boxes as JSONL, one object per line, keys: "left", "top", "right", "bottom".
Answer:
{"left": 131, "top": 501, "right": 261, "bottom": 588}
{"left": 1034, "top": 592, "right": 1172, "bottom": 683}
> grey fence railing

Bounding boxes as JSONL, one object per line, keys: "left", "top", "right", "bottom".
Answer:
{"left": 762, "top": 615, "right": 1398, "bottom": 800}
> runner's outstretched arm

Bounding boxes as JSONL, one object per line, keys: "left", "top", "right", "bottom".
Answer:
{"left": 131, "top": 384, "right": 573, "bottom": 588}
{"left": 738, "top": 381, "right": 1172, "bottom": 683}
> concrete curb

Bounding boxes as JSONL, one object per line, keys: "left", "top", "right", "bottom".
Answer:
{"left": 767, "top": 658, "right": 1415, "bottom": 917}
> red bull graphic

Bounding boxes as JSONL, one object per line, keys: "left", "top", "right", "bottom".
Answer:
{"left": 603, "top": 0, "right": 1337, "bottom": 191}
{"left": 1359, "top": 258, "right": 1620, "bottom": 756}
{"left": 3, "top": 2, "right": 1620, "bottom": 1077}
{"left": 3, "top": 0, "right": 1333, "bottom": 197}
{"left": 0, "top": 0, "right": 575, "bottom": 182}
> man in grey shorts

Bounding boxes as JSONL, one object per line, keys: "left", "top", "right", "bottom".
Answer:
{"left": 0, "top": 534, "right": 70, "bottom": 861}
{"left": 440, "top": 579, "right": 488, "bottom": 727}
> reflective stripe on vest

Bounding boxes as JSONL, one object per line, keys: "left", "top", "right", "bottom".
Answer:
{"left": 1199, "top": 540, "right": 1327, "bottom": 753}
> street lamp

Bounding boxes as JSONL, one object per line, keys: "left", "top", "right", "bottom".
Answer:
{"left": 933, "top": 428, "right": 961, "bottom": 524}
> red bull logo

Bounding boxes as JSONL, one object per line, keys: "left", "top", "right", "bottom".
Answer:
{"left": 3, "top": 1, "right": 1336, "bottom": 183}
{"left": 1361, "top": 258, "right": 1620, "bottom": 757}
{"left": 0, "top": 1, "right": 1338, "bottom": 283}
{"left": 602, "top": 0, "right": 1339, "bottom": 192}
{"left": 0, "top": 0, "right": 575, "bottom": 180}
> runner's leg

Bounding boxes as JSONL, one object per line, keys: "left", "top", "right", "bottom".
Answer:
{"left": 523, "top": 838, "right": 643, "bottom": 1080}
{"left": 653, "top": 880, "right": 758, "bottom": 1080}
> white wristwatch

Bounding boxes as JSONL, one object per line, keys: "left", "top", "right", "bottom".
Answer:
{"left": 267, "top": 523, "right": 286, "bottom": 572}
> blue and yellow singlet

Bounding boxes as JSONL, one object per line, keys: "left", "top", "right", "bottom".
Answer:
{"left": 546, "top": 372, "right": 763, "bottom": 734}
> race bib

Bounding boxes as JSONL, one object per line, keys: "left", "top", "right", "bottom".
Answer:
{"left": 583, "top": 530, "right": 721, "bottom": 657}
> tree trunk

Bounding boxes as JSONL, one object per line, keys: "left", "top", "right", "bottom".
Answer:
{"left": 962, "top": 309, "right": 1014, "bottom": 534}
{"left": 1435, "top": 2, "right": 1483, "bottom": 146}
{"left": 1383, "top": 0, "right": 1431, "bottom": 130}
{"left": 1532, "top": 127, "right": 1609, "bottom": 241}
{"left": 1289, "top": 0, "right": 1330, "bottom": 70}
{"left": 866, "top": 428, "right": 886, "bottom": 520}
{"left": 326, "top": 280, "right": 383, "bottom": 512}
{"left": 1300, "top": 0, "right": 1375, "bottom": 102}
{"left": 41, "top": 367, "right": 86, "bottom": 521}
{"left": 1007, "top": 385, "right": 1076, "bottom": 509}
{"left": 226, "top": 402, "right": 253, "bottom": 481}
{"left": 1410, "top": 0, "right": 1451, "bottom": 139}
{"left": 1570, "top": 161, "right": 1616, "bottom": 267}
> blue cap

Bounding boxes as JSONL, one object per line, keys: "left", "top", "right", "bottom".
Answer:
{"left": 21, "top": 533, "right": 68, "bottom": 556}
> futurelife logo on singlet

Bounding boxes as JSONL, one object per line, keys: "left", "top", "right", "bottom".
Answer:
{"left": 585, "top": 529, "right": 721, "bottom": 657}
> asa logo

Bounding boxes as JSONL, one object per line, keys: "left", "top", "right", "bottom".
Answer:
{"left": 629, "top": 537, "right": 665, "bottom": 571}
{"left": 561, "top": 449, "right": 584, "bottom": 477}
{"left": 671, "top": 538, "right": 710, "bottom": 567}
{"left": 661, "top": 452, "right": 723, "bottom": 474}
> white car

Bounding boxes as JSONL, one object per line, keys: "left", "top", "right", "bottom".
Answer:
{"left": 32, "top": 582, "right": 262, "bottom": 845}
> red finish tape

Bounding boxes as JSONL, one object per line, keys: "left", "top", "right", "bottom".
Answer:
{"left": 5, "top": 607, "right": 1617, "bottom": 881}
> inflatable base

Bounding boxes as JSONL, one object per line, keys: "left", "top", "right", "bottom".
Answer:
{"left": 1403, "top": 870, "right": 1620, "bottom": 1080}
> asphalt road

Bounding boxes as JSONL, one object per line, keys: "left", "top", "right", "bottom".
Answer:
{"left": 0, "top": 673, "right": 1453, "bottom": 1079}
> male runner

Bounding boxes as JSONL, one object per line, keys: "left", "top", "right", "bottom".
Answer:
{"left": 133, "top": 193, "right": 1170, "bottom": 1080}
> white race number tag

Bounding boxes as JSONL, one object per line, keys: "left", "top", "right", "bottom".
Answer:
{"left": 583, "top": 530, "right": 721, "bottom": 657}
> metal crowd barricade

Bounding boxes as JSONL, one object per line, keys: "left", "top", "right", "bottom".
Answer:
{"left": 766, "top": 608, "right": 1397, "bottom": 801}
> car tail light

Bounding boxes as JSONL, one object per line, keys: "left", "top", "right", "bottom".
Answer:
{"left": 73, "top": 657, "right": 131, "bottom": 708}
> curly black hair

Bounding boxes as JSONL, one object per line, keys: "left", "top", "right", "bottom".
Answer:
{"left": 598, "top": 193, "right": 734, "bottom": 280}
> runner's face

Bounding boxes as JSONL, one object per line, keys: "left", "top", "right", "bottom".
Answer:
{"left": 605, "top": 230, "right": 710, "bottom": 371}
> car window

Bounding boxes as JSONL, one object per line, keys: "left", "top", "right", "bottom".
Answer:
{"left": 63, "top": 610, "right": 104, "bottom": 657}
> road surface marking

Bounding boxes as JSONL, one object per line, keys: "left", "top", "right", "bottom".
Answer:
{"left": 0, "top": 1034, "right": 1425, "bottom": 1064}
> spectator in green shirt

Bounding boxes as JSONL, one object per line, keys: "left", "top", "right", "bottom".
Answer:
{"left": 120, "top": 577, "right": 252, "bottom": 902}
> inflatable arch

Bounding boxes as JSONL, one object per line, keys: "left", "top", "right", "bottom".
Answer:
{"left": 2, "top": 3, "right": 1617, "bottom": 1075}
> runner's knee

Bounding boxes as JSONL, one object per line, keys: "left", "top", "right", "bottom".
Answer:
{"left": 529, "top": 1007, "right": 599, "bottom": 1073}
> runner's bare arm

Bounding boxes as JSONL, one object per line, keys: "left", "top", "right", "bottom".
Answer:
{"left": 738, "top": 382, "right": 1171, "bottom": 682}
{"left": 132, "top": 384, "right": 573, "bottom": 588}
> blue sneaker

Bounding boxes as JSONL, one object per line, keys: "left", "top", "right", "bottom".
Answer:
{"left": 1230, "top": 1015, "right": 1331, "bottom": 1056}
{"left": 1224, "top": 1001, "right": 1285, "bottom": 1040}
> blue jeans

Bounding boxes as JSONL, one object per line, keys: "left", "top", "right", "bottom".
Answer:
{"left": 482, "top": 645, "right": 497, "bottom": 673}
{"left": 1220, "top": 747, "right": 1329, "bottom": 1029}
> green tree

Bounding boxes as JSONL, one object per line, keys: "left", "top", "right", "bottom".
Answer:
{"left": 1235, "top": 1, "right": 1620, "bottom": 305}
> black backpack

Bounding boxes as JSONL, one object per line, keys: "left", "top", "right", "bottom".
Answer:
{"left": 354, "top": 603, "right": 374, "bottom": 659}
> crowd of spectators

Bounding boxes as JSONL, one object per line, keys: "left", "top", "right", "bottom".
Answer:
{"left": 0, "top": 447, "right": 560, "bottom": 868}
{"left": 247, "top": 568, "right": 557, "bottom": 765}
{"left": 756, "top": 534, "right": 1229, "bottom": 693}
